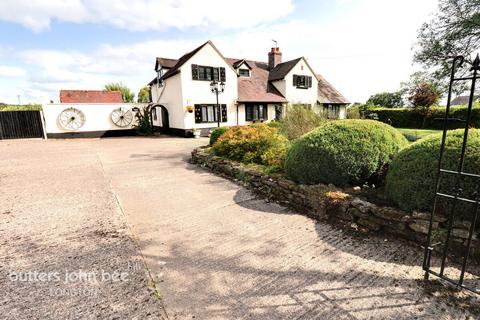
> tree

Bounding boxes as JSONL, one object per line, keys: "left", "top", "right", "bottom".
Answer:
{"left": 137, "top": 86, "right": 151, "bottom": 103}
{"left": 408, "top": 81, "right": 441, "bottom": 128}
{"left": 104, "top": 82, "right": 135, "bottom": 103}
{"left": 414, "top": 0, "right": 480, "bottom": 92}
{"left": 408, "top": 82, "right": 441, "bottom": 109}
{"left": 366, "top": 91, "right": 404, "bottom": 108}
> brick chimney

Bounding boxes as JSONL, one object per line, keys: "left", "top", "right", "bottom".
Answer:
{"left": 268, "top": 47, "right": 282, "bottom": 70}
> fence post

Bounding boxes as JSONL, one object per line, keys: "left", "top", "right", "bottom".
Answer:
{"left": 39, "top": 110, "right": 48, "bottom": 140}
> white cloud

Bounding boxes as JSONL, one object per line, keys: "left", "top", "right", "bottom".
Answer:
{"left": 0, "top": 0, "right": 294, "bottom": 32}
{"left": 0, "top": 65, "right": 26, "bottom": 77}
{"left": 0, "top": 0, "right": 440, "bottom": 104}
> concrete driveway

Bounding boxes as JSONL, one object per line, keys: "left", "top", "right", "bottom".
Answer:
{"left": 1, "top": 137, "right": 477, "bottom": 319}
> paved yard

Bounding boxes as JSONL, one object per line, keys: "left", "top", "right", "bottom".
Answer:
{"left": 0, "top": 137, "right": 478, "bottom": 319}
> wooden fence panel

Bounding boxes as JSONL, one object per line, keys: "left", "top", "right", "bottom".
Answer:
{"left": 0, "top": 111, "right": 44, "bottom": 139}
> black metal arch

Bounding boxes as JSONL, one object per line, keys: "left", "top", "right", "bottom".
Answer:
{"left": 423, "top": 54, "right": 480, "bottom": 294}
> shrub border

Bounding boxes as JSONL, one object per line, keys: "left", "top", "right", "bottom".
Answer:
{"left": 192, "top": 147, "right": 479, "bottom": 260}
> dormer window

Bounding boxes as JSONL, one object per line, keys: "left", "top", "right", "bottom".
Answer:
{"left": 157, "top": 67, "right": 164, "bottom": 87}
{"left": 239, "top": 69, "right": 250, "bottom": 77}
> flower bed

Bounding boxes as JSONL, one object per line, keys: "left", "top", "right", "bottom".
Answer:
{"left": 192, "top": 147, "right": 480, "bottom": 260}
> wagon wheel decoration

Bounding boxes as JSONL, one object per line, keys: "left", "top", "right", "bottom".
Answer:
{"left": 110, "top": 107, "right": 134, "bottom": 127}
{"left": 59, "top": 108, "right": 85, "bottom": 130}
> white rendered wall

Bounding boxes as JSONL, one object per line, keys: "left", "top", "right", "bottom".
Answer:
{"left": 181, "top": 43, "right": 238, "bottom": 130}
{"left": 151, "top": 72, "right": 184, "bottom": 129}
{"left": 43, "top": 103, "right": 146, "bottom": 134}
{"left": 276, "top": 58, "right": 318, "bottom": 107}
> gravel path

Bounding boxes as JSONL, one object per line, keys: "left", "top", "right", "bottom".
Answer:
{"left": 0, "top": 139, "right": 166, "bottom": 319}
{"left": 1, "top": 137, "right": 478, "bottom": 319}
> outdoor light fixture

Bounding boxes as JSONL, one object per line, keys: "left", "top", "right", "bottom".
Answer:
{"left": 210, "top": 80, "right": 225, "bottom": 127}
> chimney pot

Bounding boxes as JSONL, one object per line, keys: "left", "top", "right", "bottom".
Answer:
{"left": 268, "top": 47, "right": 282, "bottom": 70}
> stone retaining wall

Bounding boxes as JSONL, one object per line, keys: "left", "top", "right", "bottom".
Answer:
{"left": 192, "top": 147, "right": 479, "bottom": 259}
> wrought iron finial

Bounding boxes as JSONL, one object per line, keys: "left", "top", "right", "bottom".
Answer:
{"left": 471, "top": 54, "right": 480, "bottom": 71}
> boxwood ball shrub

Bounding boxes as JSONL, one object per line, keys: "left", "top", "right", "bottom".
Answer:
{"left": 212, "top": 124, "right": 288, "bottom": 170}
{"left": 285, "top": 119, "right": 408, "bottom": 186}
{"left": 386, "top": 129, "right": 480, "bottom": 212}
{"left": 209, "top": 127, "right": 229, "bottom": 145}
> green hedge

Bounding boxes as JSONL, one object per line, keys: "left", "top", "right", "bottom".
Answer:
{"left": 285, "top": 119, "right": 408, "bottom": 187}
{"left": 364, "top": 104, "right": 480, "bottom": 129}
{"left": 386, "top": 129, "right": 480, "bottom": 213}
{"left": 209, "top": 127, "right": 229, "bottom": 145}
{"left": 0, "top": 104, "right": 42, "bottom": 111}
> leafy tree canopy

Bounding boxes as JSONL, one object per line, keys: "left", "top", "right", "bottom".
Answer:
{"left": 414, "top": 0, "right": 480, "bottom": 92}
{"left": 137, "top": 86, "right": 151, "bottom": 103}
{"left": 366, "top": 91, "right": 404, "bottom": 108}
{"left": 104, "top": 82, "right": 135, "bottom": 103}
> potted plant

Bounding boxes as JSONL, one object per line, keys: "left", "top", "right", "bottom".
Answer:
{"left": 186, "top": 105, "right": 194, "bottom": 113}
{"left": 192, "top": 128, "right": 201, "bottom": 138}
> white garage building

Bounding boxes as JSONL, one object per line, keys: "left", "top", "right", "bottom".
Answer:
{"left": 43, "top": 90, "right": 146, "bottom": 138}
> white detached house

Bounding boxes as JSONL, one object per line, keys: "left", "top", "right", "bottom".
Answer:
{"left": 148, "top": 40, "right": 348, "bottom": 136}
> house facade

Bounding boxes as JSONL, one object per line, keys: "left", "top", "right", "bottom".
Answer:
{"left": 148, "top": 41, "right": 348, "bottom": 136}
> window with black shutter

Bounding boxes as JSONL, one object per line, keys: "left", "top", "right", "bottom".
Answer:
{"left": 220, "top": 67, "right": 226, "bottom": 82}
{"left": 192, "top": 64, "right": 199, "bottom": 80}
{"left": 192, "top": 65, "right": 226, "bottom": 82}
{"left": 194, "top": 104, "right": 227, "bottom": 123}
{"left": 293, "top": 74, "right": 312, "bottom": 89}
{"left": 221, "top": 104, "right": 227, "bottom": 122}
{"left": 245, "top": 104, "right": 268, "bottom": 121}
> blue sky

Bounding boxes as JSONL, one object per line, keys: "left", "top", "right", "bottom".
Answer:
{"left": 0, "top": 0, "right": 438, "bottom": 104}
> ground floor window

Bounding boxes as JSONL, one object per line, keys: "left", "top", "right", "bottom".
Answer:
{"left": 194, "top": 104, "right": 227, "bottom": 123}
{"left": 323, "top": 104, "right": 340, "bottom": 119}
{"left": 245, "top": 104, "right": 268, "bottom": 121}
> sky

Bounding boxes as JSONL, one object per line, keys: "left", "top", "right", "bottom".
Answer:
{"left": 0, "top": 0, "right": 439, "bottom": 104}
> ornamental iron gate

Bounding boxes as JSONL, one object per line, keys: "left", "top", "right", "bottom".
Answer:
{"left": 423, "top": 54, "right": 480, "bottom": 294}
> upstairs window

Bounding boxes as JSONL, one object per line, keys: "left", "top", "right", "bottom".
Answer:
{"left": 245, "top": 104, "right": 268, "bottom": 121}
{"left": 156, "top": 67, "right": 164, "bottom": 87}
{"left": 293, "top": 75, "right": 312, "bottom": 89}
{"left": 192, "top": 65, "right": 226, "bottom": 82}
{"left": 239, "top": 69, "right": 250, "bottom": 77}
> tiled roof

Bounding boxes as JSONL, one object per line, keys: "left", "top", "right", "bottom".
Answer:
{"left": 155, "top": 57, "right": 178, "bottom": 71}
{"left": 225, "top": 58, "right": 286, "bottom": 103}
{"left": 59, "top": 90, "right": 124, "bottom": 103}
{"left": 162, "top": 41, "right": 210, "bottom": 80}
{"left": 316, "top": 74, "right": 349, "bottom": 105}
{"left": 268, "top": 58, "right": 302, "bottom": 81}
{"left": 451, "top": 95, "right": 480, "bottom": 106}
{"left": 147, "top": 41, "right": 347, "bottom": 105}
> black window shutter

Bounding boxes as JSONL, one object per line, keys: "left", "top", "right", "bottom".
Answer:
{"left": 220, "top": 67, "right": 226, "bottom": 82}
{"left": 308, "top": 76, "right": 312, "bottom": 88}
{"left": 263, "top": 104, "right": 268, "bottom": 120}
{"left": 221, "top": 104, "right": 227, "bottom": 122}
{"left": 192, "top": 64, "right": 199, "bottom": 80}
{"left": 194, "top": 104, "right": 202, "bottom": 123}
{"left": 293, "top": 75, "right": 297, "bottom": 86}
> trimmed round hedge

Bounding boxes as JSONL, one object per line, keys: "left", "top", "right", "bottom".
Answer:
{"left": 209, "top": 127, "right": 229, "bottom": 145}
{"left": 386, "top": 129, "right": 480, "bottom": 212}
{"left": 285, "top": 119, "right": 408, "bottom": 186}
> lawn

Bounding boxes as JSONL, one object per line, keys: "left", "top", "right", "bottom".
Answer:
{"left": 396, "top": 128, "right": 442, "bottom": 142}
{"left": 0, "top": 104, "right": 42, "bottom": 111}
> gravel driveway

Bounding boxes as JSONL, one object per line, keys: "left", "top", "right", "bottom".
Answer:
{"left": 0, "top": 137, "right": 478, "bottom": 319}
